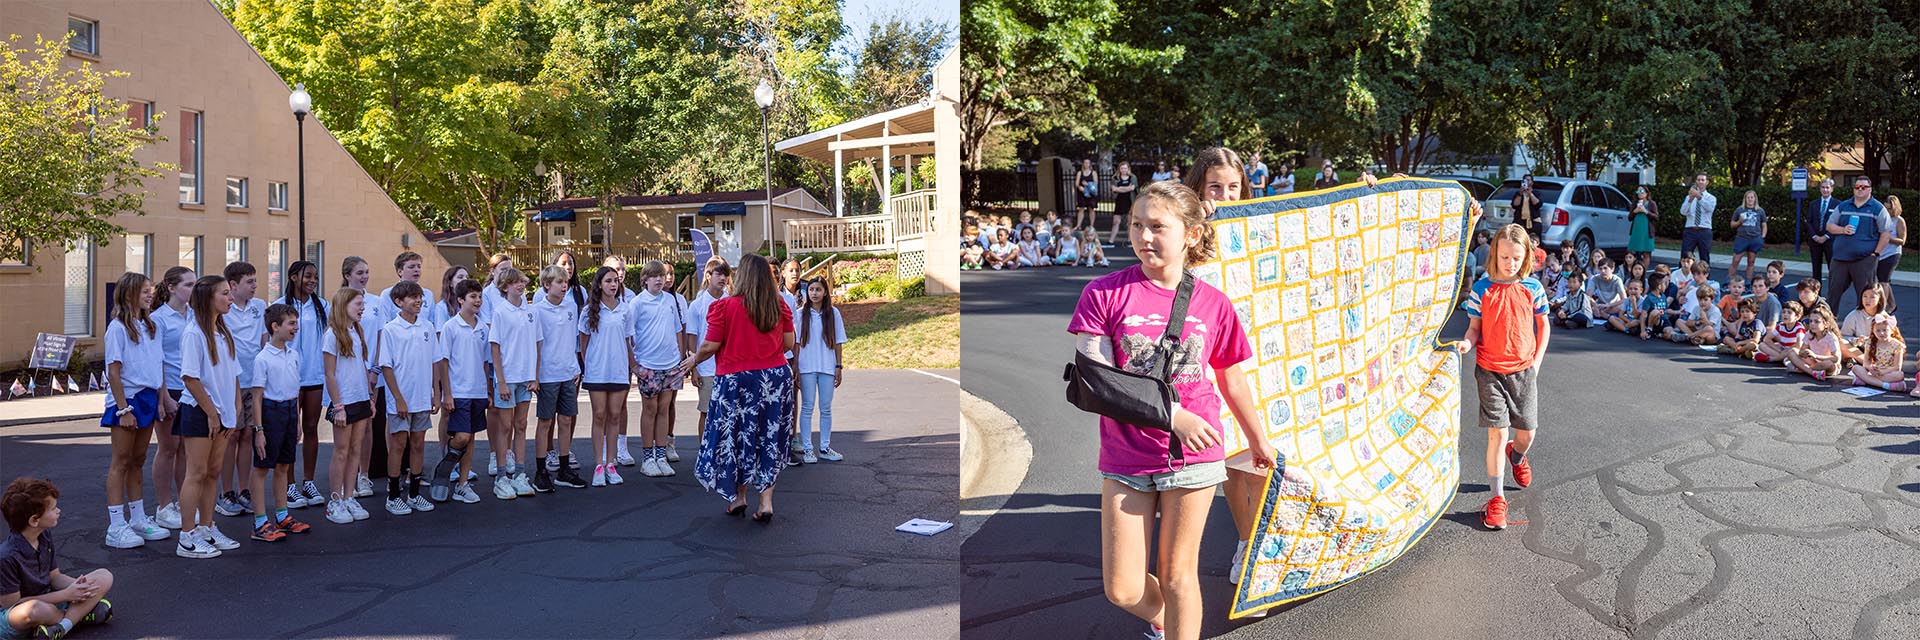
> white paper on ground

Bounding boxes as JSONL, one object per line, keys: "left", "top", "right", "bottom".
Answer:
{"left": 1840, "top": 386, "right": 1886, "bottom": 398}
{"left": 895, "top": 518, "right": 953, "bottom": 536}
{"left": 1699, "top": 345, "right": 1719, "bottom": 351}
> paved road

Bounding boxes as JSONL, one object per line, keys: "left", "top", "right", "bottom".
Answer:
{"left": 959, "top": 252, "right": 1920, "bottom": 640}
{"left": 0, "top": 369, "right": 959, "bottom": 639}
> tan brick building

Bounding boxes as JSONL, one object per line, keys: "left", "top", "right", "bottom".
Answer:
{"left": 0, "top": 0, "right": 448, "bottom": 367}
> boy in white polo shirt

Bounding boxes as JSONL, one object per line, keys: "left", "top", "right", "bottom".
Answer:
{"left": 375, "top": 252, "right": 435, "bottom": 485}
{"left": 378, "top": 281, "right": 441, "bottom": 515}
{"left": 684, "top": 259, "right": 730, "bottom": 437}
{"left": 431, "top": 280, "right": 489, "bottom": 503}
{"left": 248, "top": 304, "right": 312, "bottom": 541}
{"left": 217, "top": 262, "right": 265, "bottom": 519}
{"left": 488, "top": 268, "right": 541, "bottom": 499}
{"left": 530, "top": 266, "right": 586, "bottom": 491}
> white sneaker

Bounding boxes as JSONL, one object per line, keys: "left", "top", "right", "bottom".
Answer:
{"left": 818, "top": 448, "right": 844, "bottom": 462}
{"left": 155, "top": 502, "right": 182, "bottom": 529}
{"left": 325, "top": 499, "right": 353, "bottom": 524}
{"left": 385, "top": 497, "right": 413, "bottom": 515}
{"left": 616, "top": 450, "right": 636, "bottom": 467}
{"left": 489, "top": 457, "right": 499, "bottom": 476}
{"left": 507, "top": 452, "right": 518, "bottom": 472}
{"left": 408, "top": 495, "right": 435, "bottom": 512}
{"left": 512, "top": 472, "right": 535, "bottom": 497}
{"left": 355, "top": 474, "right": 374, "bottom": 498}
{"left": 453, "top": 483, "right": 481, "bottom": 504}
{"left": 656, "top": 454, "right": 676, "bottom": 477}
{"left": 666, "top": 444, "right": 681, "bottom": 462}
{"left": 568, "top": 453, "right": 581, "bottom": 469}
{"left": 607, "top": 466, "right": 625, "bottom": 485}
{"left": 204, "top": 524, "right": 240, "bottom": 551}
{"left": 591, "top": 465, "right": 608, "bottom": 487}
{"left": 346, "top": 498, "right": 370, "bottom": 521}
{"left": 129, "top": 517, "right": 169, "bottom": 541}
{"left": 105, "top": 524, "right": 144, "bottom": 549}
{"left": 493, "top": 478, "right": 517, "bottom": 500}
{"left": 803, "top": 450, "right": 819, "bottom": 465}
{"left": 1229, "top": 540, "right": 1248, "bottom": 585}
{"left": 175, "top": 529, "right": 219, "bottom": 559}
{"left": 546, "top": 451, "right": 559, "bottom": 471}
{"left": 302, "top": 480, "right": 326, "bottom": 507}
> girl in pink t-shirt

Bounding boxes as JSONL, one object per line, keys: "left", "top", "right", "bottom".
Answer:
{"left": 1068, "top": 180, "right": 1274, "bottom": 640}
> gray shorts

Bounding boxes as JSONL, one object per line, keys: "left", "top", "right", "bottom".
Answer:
{"left": 1101, "top": 460, "right": 1227, "bottom": 493}
{"left": 387, "top": 412, "right": 433, "bottom": 435}
{"left": 536, "top": 378, "right": 579, "bottom": 420}
{"left": 697, "top": 375, "right": 714, "bottom": 406}
{"left": 1474, "top": 364, "right": 1538, "bottom": 431}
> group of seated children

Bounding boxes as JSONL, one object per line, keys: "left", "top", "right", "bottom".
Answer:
{"left": 1538, "top": 246, "right": 1915, "bottom": 394}
{"left": 960, "top": 211, "right": 1110, "bottom": 270}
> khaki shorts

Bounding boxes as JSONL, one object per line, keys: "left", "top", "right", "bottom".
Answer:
{"left": 697, "top": 375, "right": 714, "bottom": 406}
{"left": 1102, "top": 460, "right": 1227, "bottom": 493}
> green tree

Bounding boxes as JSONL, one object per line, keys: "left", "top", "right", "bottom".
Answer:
{"left": 0, "top": 35, "right": 171, "bottom": 265}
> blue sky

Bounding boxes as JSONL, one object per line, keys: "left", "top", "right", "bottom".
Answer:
{"left": 838, "top": 0, "right": 957, "bottom": 51}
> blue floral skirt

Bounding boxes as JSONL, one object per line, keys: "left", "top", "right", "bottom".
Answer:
{"left": 695, "top": 365, "right": 795, "bottom": 501}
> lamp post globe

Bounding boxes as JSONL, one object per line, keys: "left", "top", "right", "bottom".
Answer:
{"left": 755, "top": 79, "right": 774, "bottom": 254}
{"left": 290, "top": 84, "right": 310, "bottom": 262}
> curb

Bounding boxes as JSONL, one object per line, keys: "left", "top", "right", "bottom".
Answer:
{"left": 0, "top": 413, "right": 98, "bottom": 429}
{"left": 1649, "top": 247, "right": 1920, "bottom": 289}
{"left": 958, "top": 391, "right": 1032, "bottom": 543}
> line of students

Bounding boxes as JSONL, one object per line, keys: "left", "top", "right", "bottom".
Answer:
{"left": 95, "top": 249, "right": 849, "bottom": 558}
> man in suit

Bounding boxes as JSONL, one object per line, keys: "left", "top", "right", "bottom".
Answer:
{"left": 1801, "top": 178, "right": 1839, "bottom": 282}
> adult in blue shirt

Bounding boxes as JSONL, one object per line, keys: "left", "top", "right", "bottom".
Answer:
{"left": 1824, "top": 175, "right": 1894, "bottom": 312}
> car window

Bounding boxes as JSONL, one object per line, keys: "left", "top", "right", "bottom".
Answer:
{"left": 1602, "top": 186, "right": 1632, "bottom": 211}
{"left": 1490, "top": 181, "right": 1565, "bottom": 207}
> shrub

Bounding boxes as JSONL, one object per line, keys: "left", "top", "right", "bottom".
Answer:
{"left": 1645, "top": 184, "right": 1920, "bottom": 246}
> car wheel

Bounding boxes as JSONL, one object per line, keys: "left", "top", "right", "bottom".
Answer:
{"left": 1574, "top": 231, "right": 1595, "bottom": 270}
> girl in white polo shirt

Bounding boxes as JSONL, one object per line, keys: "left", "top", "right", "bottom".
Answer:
{"left": 488, "top": 268, "right": 541, "bottom": 500}
{"left": 578, "top": 266, "right": 637, "bottom": 487}
{"left": 430, "top": 280, "right": 490, "bottom": 504}
{"left": 149, "top": 266, "right": 195, "bottom": 530}
{"left": 322, "top": 288, "right": 375, "bottom": 524}
{"left": 175, "top": 275, "right": 243, "bottom": 559}
{"left": 101, "top": 272, "right": 171, "bottom": 549}
{"left": 281, "top": 260, "right": 328, "bottom": 511}
{"left": 628, "top": 260, "right": 687, "bottom": 478}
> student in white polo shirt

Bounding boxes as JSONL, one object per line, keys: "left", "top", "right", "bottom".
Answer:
{"left": 174, "top": 275, "right": 243, "bottom": 559}
{"left": 430, "top": 280, "right": 489, "bottom": 504}
{"left": 684, "top": 259, "right": 730, "bottom": 439}
{"left": 216, "top": 262, "right": 266, "bottom": 520}
{"left": 341, "top": 256, "right": 383, "bottom": 501}
{"left": 100, "top": 272, "right": 171, "bottom": 549}
{"left": 376, "top": 252, "right": 435, "bottom": 488}
{"left": 378, "top": 281, "right": 442, "bottom": 516}
{"left": 627, "top": 260, "right": 687, "bottom": 478}
{"left": 247, "top": 303, "right": 312, "bottom": 541}
{"left": 578, "top": 266, "right": 636, "bottom": 487}
{"left": 321, "top": 288, "right": 375, "bottom": 524}
{"left": 487, "top": 268, "right": 541, "bottom": 500}
{"left": 529, "top": 266, "right": 586, "bottom": 491}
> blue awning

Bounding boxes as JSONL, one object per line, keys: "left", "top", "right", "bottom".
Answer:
{"left": 532, "top": 208, "right": 576, "bottom": 222}
{"left": 698, "top": 202, "right": 748, "bottom": 216}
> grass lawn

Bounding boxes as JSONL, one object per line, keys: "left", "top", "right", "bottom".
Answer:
{"left": 1651, "top": 237, "right": 1920, "bottom": 273}
{"left": 842, "top": 295, "right": 958, "bottom": 369}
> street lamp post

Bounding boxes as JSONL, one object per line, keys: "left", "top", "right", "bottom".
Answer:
{"left": 534, "top": 160, "right": 547, "bottom": 265}
{"left": 289, "top": 84, "right": 311, "bottom": 262}
{"left": 755, "top": 78, "right": 775, "bottom": 255}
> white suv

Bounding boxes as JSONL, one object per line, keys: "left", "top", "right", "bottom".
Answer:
{"left": 1480, "top": 177, "right": 1633, "bottom": 268}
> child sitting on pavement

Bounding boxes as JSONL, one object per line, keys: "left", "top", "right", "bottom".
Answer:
{"left": 1755, "top": 301, "right": 1805, "bottom": 364}
{"left": 1848, "top": 314, "right": 1908, "bottom": 392}
{"left": 1719, "top": 299, "right": 1764, "bottom": 359}
{"left": 1783, "top": 307, "right": 1844, "bottom": 381}
{"left": 0, "top": 478, "right": 115, "bottom": 640}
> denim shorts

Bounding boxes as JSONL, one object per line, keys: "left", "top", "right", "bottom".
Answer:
{"left": 1733, "top": 236, "right": 1765, "bottom": 254}
{"left": 1101, "top": 460, "right": 1227, "bottom": 493}
{"left": 447, "top": 398, "right": 488, "bottom": 434}
{"left": 491, "top": 381, "right": 533, "bottom": 410}
{"left": 536, "top": 378, "right": 580, "bottom": 420}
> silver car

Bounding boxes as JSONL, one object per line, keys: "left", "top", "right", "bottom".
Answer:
{"left": 1479, "top": 178, "right": 1633, "bottom": 268}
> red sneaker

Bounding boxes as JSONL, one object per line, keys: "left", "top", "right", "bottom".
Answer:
{"left": 276, "top": 514, "right": 311, "bottom": 534}
{"left": 1483, "top": 496, "right": 1509, "bottom": 530}
{"left": 1506, "top": 442, "right": 1532, "bottom": 489}
{"left": 251, "top": 520, "right": 285, "bottom": 542}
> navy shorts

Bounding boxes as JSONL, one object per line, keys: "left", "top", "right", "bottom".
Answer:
{"left": 101, "top": 387, "right": 161, "bottom": 429}
{"left": 254, "top": 399, "right": 298, "bottom": 468}
{"left": 173, "top": 403, "right": 214, "bottom": 438}
{"left": 447, "top": 398, "right": 488, "bottom": 435}
{"left": 1733, "top": 236, "right": 1765, "bottom": 254}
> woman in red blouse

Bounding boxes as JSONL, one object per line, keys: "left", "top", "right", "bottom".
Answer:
{"left": 673, "top": 254, "right": 797, "bottom": 522}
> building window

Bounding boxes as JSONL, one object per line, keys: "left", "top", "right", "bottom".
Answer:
{"left": 67, "top": 17, "right": 98, "bottom": 56}
{"left": 267, "top": 238, "right": 287, "bottom": 299}
{"left": 124, "top": 233, "right": 150, "bottom": 275}
{"left": 179, "top": 111, "right": 201, "bottom": 204}
{"left": 676, "top": 213, "right": 696, "bottom": 243}
{"left": 552, "top": 226, "right": 565, "bottom": 238}
{"left": 125, "top": 100, "right": 154, "bottom": 133}
{"left": 64, "top": 241, "right": 94, "bottom": 336}
{"left": 268, "top": 181, "right": 288, "bottom": 211}
{"left": 589, "top": 219, "right": 606, "bottom": 247}
{"left": 225, "top": 237, "right": 247, "bottom": 265}
{"left": 178, "top": 235, "right": 202, "bottom": 274}
{"left": 304, "top": 241, "right": 325, "bottom": 291}
{"left": 1, "top": 235, "right": 29, "bottom": 267}
{"left": 226, "top": 177, "right": 248, "bottom": 208}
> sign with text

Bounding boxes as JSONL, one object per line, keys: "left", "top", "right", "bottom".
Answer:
{"left": 1792, "top": 167, "right": 1809, "bottom": 198}
{"left": 1197, "top": 178, "right": 1474, "bottom": 615}
{"left": 30, "top": 333, "right": 78, "bottom": 371}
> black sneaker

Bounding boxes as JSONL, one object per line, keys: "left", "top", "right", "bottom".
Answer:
{"left": 553, "top": 465, "right": 587, "bottom": 488}
{"left": 80, "top": 599, "right": 111, "bottom": 625}
{"left": 532, "top": 466, "right": 555, "bottom": 493}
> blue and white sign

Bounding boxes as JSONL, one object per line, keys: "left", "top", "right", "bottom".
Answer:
{"left": 690, "top": 229, "right": 713, "bottom": 287}
{"left": 1792, "top": 167, "right": 1809, "bottom": 198}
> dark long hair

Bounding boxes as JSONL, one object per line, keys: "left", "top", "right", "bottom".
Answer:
{"left": 189, "top": 275, "right": 235, "bottom": 366}
{"left": 796, "top": 277, "right": 837, "bottom": 348}
{"left": 1184, "top": 146, "right": 1252, "bottom": 201}
{"left": 151, "top": 266, "right": 194, "bottom": 312}
{"left": 584, "top": 266, "right": 620, "bottom": 333}
{"left": 114, "top": 272, "right": 155, "bottom": 343}
{"left": 439, "top": 265, "right": 468, "bottom": 317}
{"left": 735, "top": 254, "right": 781, "bottom": 333}
{"left": 282, "top": 260, "right": 326, "bottom": 322}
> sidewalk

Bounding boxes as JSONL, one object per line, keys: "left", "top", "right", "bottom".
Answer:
{"left": 0, "top": 391, "right": 104, "bottom": 427}
{"left": 1650, "top": 247, "right": 1920, "bottom": 289}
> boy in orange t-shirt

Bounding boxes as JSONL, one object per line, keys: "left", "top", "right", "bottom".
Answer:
{"left": 1456, "top": 224, "right": 1552, "bottom": 530}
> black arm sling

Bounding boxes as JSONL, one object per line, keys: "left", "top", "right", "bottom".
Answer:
{"left": 1063, "top": 271, "right": 1195, "bottom": 465}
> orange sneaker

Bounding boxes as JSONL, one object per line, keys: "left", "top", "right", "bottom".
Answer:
{"left": 1506, "top": 442, "right": 1532, "bottom": 488}
{"left": 1483, "top": 496, "right": 1509, "bottom": 530}
{"left": 251, "top": 520, "right": 286, "bottom": 542}
{"left": 276, "top": 514, "right": 311, "bottom": 534}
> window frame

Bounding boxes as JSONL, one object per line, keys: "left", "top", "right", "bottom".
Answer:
{"left": 62, "top": 240, "right": 95, "bottom": 337}
{"left": 267, "top": 181, "right": 288, "bottom": 211}
{"left": 226, "top": 176, "right": 249, "bottom": 209}
{"left": 178, "top": 110, "right": 202, "bottom": 205}
{"left": 67, "top": 17, "right": 99, "bottom": 57}
{"left": 124, "top": 233, "right": 151, "bottom": 275}
{"left": 179, "top": 234, "right": 203, "bottom": 274}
